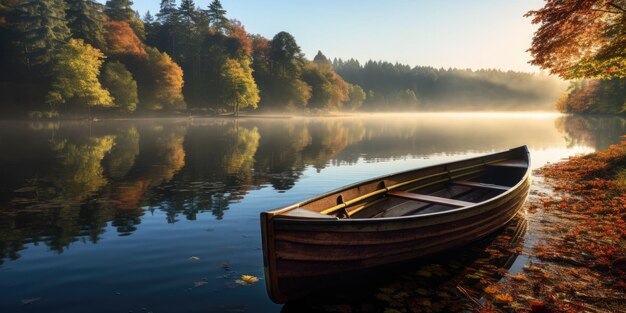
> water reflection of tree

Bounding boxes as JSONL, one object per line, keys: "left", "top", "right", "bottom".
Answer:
{"left": 3, "top": 115, "right": 624, "bottom": 264}
{"left": 554, "top": 115, "right": 626, "bottom": 150}
{"left": 156, "top": 122, "right": 261, "bottom": 221}
{"left": 0, "top": 121, "right": 191, "bottom": 262}
{"left": 253, "top": 119, "right": 366, "bottom": 190}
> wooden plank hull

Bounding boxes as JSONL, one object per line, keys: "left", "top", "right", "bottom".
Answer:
{"left": 261, "top": 146, "right": 531, "bottom": 303}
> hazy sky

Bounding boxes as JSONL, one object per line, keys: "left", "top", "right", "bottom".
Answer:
{"left": 127, "top": 0, "right": 544, "bottom": 72}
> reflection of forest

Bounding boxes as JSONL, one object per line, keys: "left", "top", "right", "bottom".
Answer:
{"left": 0, "top": 115, "right": 622, "bottom": 262}
{"left": 554, "top": 115, "right": 626, "bottom": 150}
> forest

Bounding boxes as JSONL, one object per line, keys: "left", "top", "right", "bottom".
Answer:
{"left": 0, "top": 0, "right": 564, "bottom": 117}
{"left": 0, "top": 0, "right": 621, "bottom": 116}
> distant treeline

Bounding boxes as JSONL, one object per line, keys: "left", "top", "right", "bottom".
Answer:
{"left": 333, "top": 59, "right": 566, "bottom": 111}
{"left": 0, "top": 0, "right": 565, "bottom": 117}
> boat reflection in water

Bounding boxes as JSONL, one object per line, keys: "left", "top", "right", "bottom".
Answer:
{"left": 282, "top": 212, "right": 528, "bottom": 312}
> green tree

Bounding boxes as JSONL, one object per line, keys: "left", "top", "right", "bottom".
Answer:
{"left": 101, "top": 61, "right": 138, "bottom": 112}
{"left": 47, "top": 39, "right": 113, "bottom": 111}
{"left": 221, "top": 57, "right": 259, "bottom": 116}
{"left": 66, "top": 0, "right": 107, "bottom": 51}
{"left": 270, "top": 31, "right": 304, "bottom": 78}
{"left": 11, "top": 0, "right": 71, "bottom": 75}
{"left": 154, "top": 0, "right": 178, "bottom": 57}
{"left": 347, "top": 84, "right": 366, "bottom": 110}
{"left": 313, "top": 50, "right": 330, "bottom": 66}
{"left": 104, "top": 0, "right": 134, "bottom": 22}
{"left": 206, "top": 0, "right": 228, "bottom": 33}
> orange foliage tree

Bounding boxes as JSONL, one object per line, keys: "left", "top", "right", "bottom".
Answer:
{"left": 227, "top": 19, "right": 252, "bottom": 57}
{"left": 526, "top": 0, "right": 626, "bottom": 79}
{"left": 104, "top": 19, "right": 146, "bottom": 57}
{"left": 144, "top": 46, "right": 185, "bottom": 111}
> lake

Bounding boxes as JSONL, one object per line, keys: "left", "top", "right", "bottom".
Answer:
{"left": 0, "top": 113, "right": 624, "bottom": 313}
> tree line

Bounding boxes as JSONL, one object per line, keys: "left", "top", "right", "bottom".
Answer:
{"left": 0, "top": 0, "right": 571, "bottom": 117}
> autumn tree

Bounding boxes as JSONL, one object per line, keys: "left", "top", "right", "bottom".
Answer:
{"left": 302, "top": 61, "right": 349, "bottom": 111}
{"left": 347, "top": 84, "right": 366, "bottom": 110}
{"left": 143, "top": 46, "right": 185, "bottom": 111}
{"left": 556, "top": 79, "right": 626, "bottom": 113}
{"left": 46, "top": 39, "right": 113, "bottom": 111}
{"left": 101, "top": 61, "right": 138, "bottom": 112}
{"left": 251, "top": 31, "right": 312, "bottom": 111}
{"left": 228, "top": 20, "right": 252, "bottom": 57}
{"left": 526, "top": 0, "right": 626, "bottom": 79}
{"left": 104, "top": 19, "right": 146, "bottom": 57}
{"left": 221, "top": 58, "right": 260, "bottom": 116}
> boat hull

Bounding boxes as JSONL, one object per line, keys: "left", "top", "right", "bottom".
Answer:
{"left": 261, "top": 147, "right": 531, "bottom": 303}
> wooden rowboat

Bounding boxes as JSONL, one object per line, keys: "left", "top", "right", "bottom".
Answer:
{"left": 260, "top": 146, "right": 531, "bottom": 303}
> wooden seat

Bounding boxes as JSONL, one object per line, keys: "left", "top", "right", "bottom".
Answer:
{"left": 452, "top": 180, "right": 510, "bottom": 191}
{"left": 387, "top": 191, "right": 475, "bottom": 208}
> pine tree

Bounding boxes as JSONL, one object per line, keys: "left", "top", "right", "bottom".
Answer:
{"left": 143, "top": 10, "right": 154, "bottom": 23}
{"left": 156, "top": 0, "right": 177, "bottom": 24}
{"left": 12, "top": 0, "right": 71, "bottom": 75}
{"left": 104, "top": 0, "right": 134, "bottom": 22}
{"left": 155, "top": 0, "right": 178, "bottom": 57}
{"left": 206, "top": 0, "right": 228, "bottom": 33}
{"left": 66, "top": 0, "right": 107, "bottom": 50}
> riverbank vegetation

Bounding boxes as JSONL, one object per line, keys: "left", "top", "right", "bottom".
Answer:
{"left": 527, "top": 0, "right": 626, "bottom": 114}
{"left": 0, "top": 0, "right": 564, "bottom": 118}
{"left": 481, "top": 138, "right": 626, "bottom": 312}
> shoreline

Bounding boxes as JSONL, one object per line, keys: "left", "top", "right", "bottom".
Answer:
{"left": 482, "top": 138, "right": 626, "bottom": 312}
{"left": 5, "top": 110, "right": 623, "bottom": 123}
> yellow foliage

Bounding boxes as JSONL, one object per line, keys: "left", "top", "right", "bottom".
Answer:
{"left": 47, "top": 39, "right": 113, "bottom": 108}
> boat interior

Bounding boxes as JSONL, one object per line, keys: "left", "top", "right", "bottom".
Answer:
{"left": 279, "top": 159, "right": 529, "bottom": 220}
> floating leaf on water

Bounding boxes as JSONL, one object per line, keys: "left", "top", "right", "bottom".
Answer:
{"left": 21, "top": 297, "right": 41, "bottom": 305}
{"left": 235, "top": 274, "right": 259, "bottom": 285}
{"left": 188, "top": 256, "right": 200, "bottom": 261}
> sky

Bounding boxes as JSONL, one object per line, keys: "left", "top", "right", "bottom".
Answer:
{"left": 126, "top": 0, "right": 545, "bottom": 73}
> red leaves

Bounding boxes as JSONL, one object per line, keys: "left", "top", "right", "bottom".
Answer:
{"left": 105, "top": 19, "right": 147, "bottom": 58}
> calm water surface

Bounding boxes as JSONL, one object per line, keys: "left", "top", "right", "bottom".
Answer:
{"left": 0, "top": 113, "right": 624, "bottom": 313}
